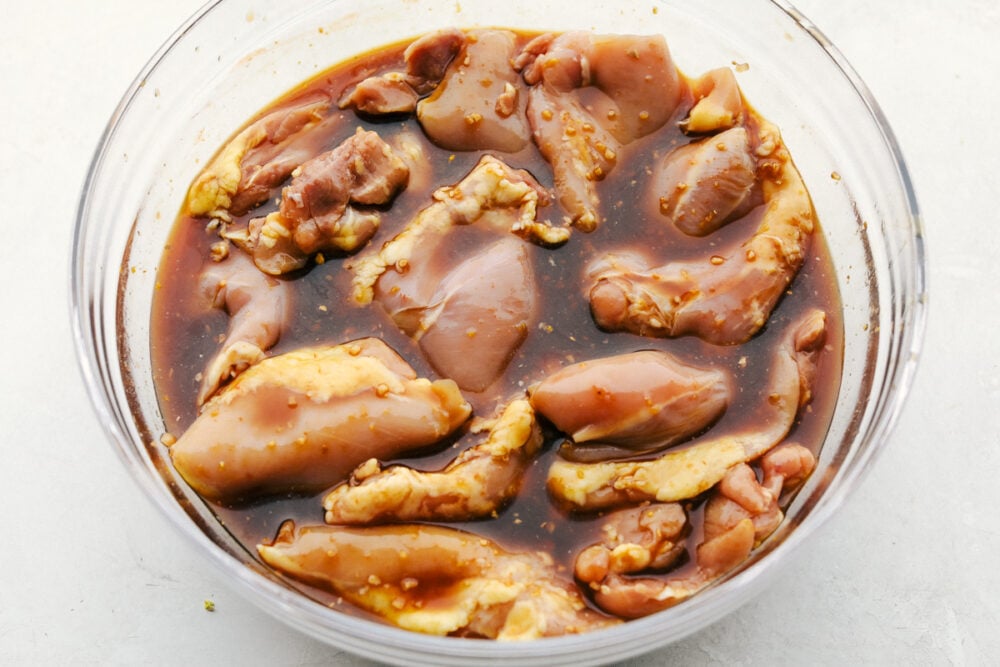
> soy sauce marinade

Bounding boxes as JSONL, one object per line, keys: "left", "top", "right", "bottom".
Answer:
{"left": 150, "top": 31, "right": 843, "bottom": 624}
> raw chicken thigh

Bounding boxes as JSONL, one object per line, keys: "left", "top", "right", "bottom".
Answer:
{"left": 233, "top": 128, "right": 409, "bottom": 275}
{"left": 258, "top": 521, "right": 617, "bottom": 639}
{"left": 169, "top": 338, "right": 470, "bottom": 502}
{"left": 529, "top": 350, "right": 731, "bottom": 460}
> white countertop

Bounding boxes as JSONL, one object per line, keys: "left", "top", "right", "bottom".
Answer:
{"left": 2, "top": 1, "right": 997, "bottom": 664}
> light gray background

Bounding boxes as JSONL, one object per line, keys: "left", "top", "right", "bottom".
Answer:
{"left": 2, "top": 0, "right": 996, "bottom": 664}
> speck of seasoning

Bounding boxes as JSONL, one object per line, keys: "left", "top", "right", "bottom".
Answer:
{"left": 831, "top": 171, "right": 842, "bottom": 181}
{"left": 710, "top": 255, "right": 725, "bottom": 265}
{"left": 315, "top": 252, "right": 326, "bottom": 264}
{"left": 318, "top": 305, "right": 328, "bottom": 312}
{"left": 541, "top": 109, "right": 554, "bottom": 121}
{"left": 732, "top": 61, "right": 750, "bottom": 72}
{"left": 209, "top": 241, "right": 229, "bottom": 262}
{"left": 204, "top": 600, "right": 215, "bottom": 612}
{"left": 160, "top": 432, "right": 177, "bottom": 446}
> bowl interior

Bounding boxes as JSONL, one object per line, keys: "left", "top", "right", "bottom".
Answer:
{"left": 73, "top": 0, "right": 925, "bottom": 664}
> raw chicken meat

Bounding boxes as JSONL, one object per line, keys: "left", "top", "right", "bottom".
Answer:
{"left": 589, "top": 119, "right": 814, "bottom": 344}
{"left": 547, "top": 309, "right": 827, "bottom": 510}
{"left": 186, "top": 95, "right": 333, "bottom": 218}
{"left": 258, "top": 521, "right": 617, "bottom": 639}
{"left": 529, "top": 350, "right": 731, "bottom": 461}
{"left": 195, "top": 250, "right": 291, "bottom": 406}
{"left": 235, "top": 128, "right": 409, "bottom": 275}
{"left": 518, "top": 32, "right": 683, "bottom": 229}
{"left": 323, "top": 399, "right": 541, "bottom": 523}
{"left": 169, "top": 338, "right": 470, "bottom": 502}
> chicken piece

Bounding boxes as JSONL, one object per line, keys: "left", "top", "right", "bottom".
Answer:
{"left": 519, "top": 32, "right": 682, "bottom": 143}
{"left": 573, "top": 500, "right": 749, "bottom": 618}
{"left": 703, "top": 442, "right": 817, "bottom": 546}
{"left": 589, "top": 118, "right": 814, "bottom": 344}
{"left": 418, "top": 30, "right": 531, "bottom": 153}
{"left": 581, "top": 444, "right": 816, "bottom": 619}
{"left": 547, "top": 308, "right": 826, "bottom": 511}
{"left": 338, "top": 29, "right": 465, "bottom": 115}
{"left": 339, "top": 72, "right": 418, "bottom": 115}
{"left": 228, "top": 114, "right": 347, "bottom": 217}
{"left": 186, "top": 95, "right": 332, "bottom": 218}
{"left": 239, "top": 128, "right": 409, "bottom": 275}
{"left": 257, "top": 522, "right": 617, "bottom": 639}
{"left": 529, "top": 350, "right": 731, "bottom": 461}
{"left": 169, "top": 338, "right": 471, "bottom": 502}
{"left": 195, "top": 250, "right": 292, "bottom": 406}
{"left": 404, "top": 28, "right": 466, "bottom": 93}
{"left": 351, "top": 154, "right": 568, "bottom": 306}
{"left": 525, "top": 86, "right": 620, "bottom": 232}
{"left": 323, "top": 399, "right": 541, "bottom": 524}
{"left": 411, "top": 237, "right": 537, "bottom": 392}
{"left": 519, "top": 32, "right": 683, "bottom": 230}
{"left": 682, "top": 67, "right": 744, "bottom": 134}
{"left": 574, "top": 503, "right": 688, "bottom": 585}
{"left": 584, "top": 518, "right": 756, "bottom": 619}
{"left": 653, "top": 126, "right": 757, "bottom": 237}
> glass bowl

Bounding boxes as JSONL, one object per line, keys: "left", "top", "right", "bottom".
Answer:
{"left": 71, "top": 0, "right": 926, "bottom": 664}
